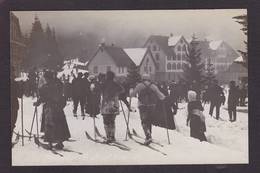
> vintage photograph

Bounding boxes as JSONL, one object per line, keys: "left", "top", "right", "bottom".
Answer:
{"left": 11, "top": 9, "right": 248, "bottom": 165}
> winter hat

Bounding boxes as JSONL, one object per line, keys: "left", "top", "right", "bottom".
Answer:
{"left": 78, "top": 72, "right": 83, "bottom": 78}
{"left": 188, "top": 90, "right": 197, "bottom": 102}
{"left": 88, "top": 75, "right": 95, "bottom": 81}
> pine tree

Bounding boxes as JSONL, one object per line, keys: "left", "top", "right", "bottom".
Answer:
{"left": 182, "top": 34, "right": 205, "bottom": 90}
{"left": 204, "top": 58, "right": 216, "bottom": 86}
{"left": 233, "top": 14, "right": 248, "bottom": 68}
{"left": 126, "top": 62, "right": 141, "bottom": 87}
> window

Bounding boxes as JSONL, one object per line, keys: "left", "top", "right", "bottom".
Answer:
{"left": 177, "top": 53, "right": 181, "bottom": 60}
{"left": 144, "top": 66, "right": 148, "bottom": 73}
{"left": 149, "top": 66, "right": 152, "bottom": 72}
{"left": 182, "top": 53, "right": 186, "bottom": 60}
{"left": 172, "top": 63, "right": 176, "bottom": 70}
{"left": 118, "top": 67, "right": 121, "bottom": 73}
{"left": 107, "top": 66, "right": 111, "bottom": 72}
{"left": 180, "top": 39, "right": 183, "bottom": 44}
{"left": 167, "top": 56, "right": 171, "bottom": 61}
{"left": 177, "top": 45, "right": 181, "bottom": 51}
{"left": 146, "top": 58, "right": 149, "bottom": 63}
{"left": 177, "top": 63, "right": 181, "bottom": 70}
{"left": 155, "top": 53, "right": 160, "bottom": 60}
{"left": 122, "top": 67, "right": 124, "bottom": 73}
{"left": 182, "top": 45, "right": 186, "bottom": 51}
{"left": 93, "top": 66, "right": 98, "bottom": 74}
{"left": 167, "top": 63, "right": 171, "bottom": 70}
{"left": 153, "top": 45, "right": 157, "bottom": 51}
{"left": 172, "top": 55, "right": 176, "bottom": 60}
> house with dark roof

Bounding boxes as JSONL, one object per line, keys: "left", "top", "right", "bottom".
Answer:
{"left": 124, "top": 48, "right": 157, "bottom": 80}
{"left": 143, "top": 34, "right": 189, "bottom": 81}
{"left": 196, "top": 40, "right": 240, "bottom": 74}
{"left": 86, "top": 44, "right": 134, "bottom": 76}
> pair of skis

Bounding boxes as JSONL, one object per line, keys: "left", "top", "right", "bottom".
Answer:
{"left": 85, "top": 127, "right": 131, "bottom": 151}
{"left": 129, "top": 129, "right": 167, "bottom": 156}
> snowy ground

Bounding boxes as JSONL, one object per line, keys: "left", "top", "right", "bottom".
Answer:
{"left": 12, "top": 97, "right": 248, "bottom": 165}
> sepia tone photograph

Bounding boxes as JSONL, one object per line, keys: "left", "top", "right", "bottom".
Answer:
{"left": 11, "top": 9, "right": 248, "bottom": 165}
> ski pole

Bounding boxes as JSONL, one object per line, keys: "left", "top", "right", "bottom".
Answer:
{"left": 125, "top": 97, "right": 132, "bottom": 140}
{"left": 35, "top": 106, "right": 39, "bottom": 142}
{"left": 28, "top": 106, "right": 37, "bottom": 141}
{"left": 162, "top": 100, "right": 170, "bottom": 144}
{"left": 119, "top": 100, "right": 131, "bottom": 140}
{"left": 21, "top": 95, "right": 24, "bottom": 146}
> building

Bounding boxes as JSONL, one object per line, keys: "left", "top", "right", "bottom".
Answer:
{"left": 10, "top": 12, "right": 26, "bottom": 76}
{"left": 197, "top": 40, "right": 239, "bottom": 74}
{"left": 124, "top": 48, "right": 157, "bottom": 80}
{"left": 86, "top": 44, "right": 134, "bottom": 77}
{"left": 143, "top": 35, "right": 189, "bottom": 82}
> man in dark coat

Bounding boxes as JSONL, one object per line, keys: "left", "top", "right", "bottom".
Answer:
{"left": 208, "top": 80, "right": 225, "bottom": 120}
{"left": 83, "top": 72, "right": 90, "bottom": 115}
{"left": 130, "top": 74, "right": 165, "bottom": 145}
{"left": 71, "top": 72, "right": 85, "bottom": 117}
{"left": 228, "top": 81, "right": 239, "bottom": 122}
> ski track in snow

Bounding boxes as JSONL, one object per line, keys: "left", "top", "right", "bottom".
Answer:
{"left": 12, "top": 97, "right": 248, "bottom": 165}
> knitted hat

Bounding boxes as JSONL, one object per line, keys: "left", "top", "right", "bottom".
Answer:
{"left": 188, "top": 90, "right": 197, "bottom": 102}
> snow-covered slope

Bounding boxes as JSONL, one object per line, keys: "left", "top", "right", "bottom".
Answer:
{"left": 12, "top": 97, "right": 248, "bottom": 165}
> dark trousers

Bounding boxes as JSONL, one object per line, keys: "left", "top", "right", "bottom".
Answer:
{"left": 102, "top": 114, "right": 116, "bottom": 139}
{"left": 228, "top": 106, "right": 237, "bottom": 121}
{"left": 73, "top": 96, "right": 86, "bottom": 115}
{"left": 209, "top": 101, "right": 221, "bottom": 119}
{"left": 139, "top": 105, "right": 154, "bottom": 139}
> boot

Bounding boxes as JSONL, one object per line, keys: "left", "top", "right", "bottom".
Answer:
{"left": 54, "top": 142, "right": 64, "bottom": 149}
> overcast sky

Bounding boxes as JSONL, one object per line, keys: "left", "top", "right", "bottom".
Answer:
{"left": 13, "top": 9, "right": 247, "bottom": 51}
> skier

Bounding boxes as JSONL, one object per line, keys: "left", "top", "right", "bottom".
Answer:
{"left": 186, "top": 90, "right": 207, "bottom": 142}
{"left": 130, "top": 74, "right": 165, "bottom": 145}
{"left": 85, "top": 75, "right": 101, "bottom": 118}
{"left": 71, "top": 72, "right": 85, "bottom": 118}
{"left": 11, "top": 66, "right": 23, "bottom": 140}
{"left": 100, "top": 71, "right": 124, "bottom": 143}
{"left": 82, "top": 72, "right": 91, "bottom": 115}
{"left": 208, "top": 80, "right": 224, "bottom": 120}
{"left": 34, "top": 71, "right": 71, "bottom": 149}
{"left": 228, "top": 81, "right": 239, "bottom": 122}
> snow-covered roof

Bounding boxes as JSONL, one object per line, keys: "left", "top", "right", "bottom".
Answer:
{"left": 209, "top": 40, "right": 223, "bottom": 50}
{"left": 168, "top": 35, "right": 182, "bottom": 46}
{"left": 124, "top": 48, "right": 147, "bottom": 66}
{"left": 234, "top": 56, "right": 244, "bottom": 63}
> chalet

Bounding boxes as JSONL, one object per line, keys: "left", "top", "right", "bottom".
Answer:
{"left": 196, "top": 40, "right": 240, "bottom": 74}
{"left": 86, "top": 44, "right": 134, "bottom": 77}
{"left": 143, "top": 35, "right": 189, "bottom": 82}
{"left": 124, "top": 48, "right": 157, "bottom": 80}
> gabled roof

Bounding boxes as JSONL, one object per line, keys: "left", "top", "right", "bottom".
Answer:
{"left": 168, "top": 35, "right": 182, "bottom": 47}
{"left": 139, "top": 48, "right": 157, "bottom": 68}
{"left": 144, "top": 35, "right": 175, "bottom": 57}
{"left": 124, "top": 48, "right": 147, "bottom": 66}
{"left": 87, "top": 45, "right": 134, "bottom": 68}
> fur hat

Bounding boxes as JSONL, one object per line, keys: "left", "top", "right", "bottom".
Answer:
{"left": 142, "top": 74, "right": 150, "bottom": 80}
{"left": 188, "top": 90, "right": 197, "bottom": 102}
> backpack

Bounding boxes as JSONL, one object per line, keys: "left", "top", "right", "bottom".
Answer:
{"left": 138, "top": 82, "right": 158, "bottom": 106}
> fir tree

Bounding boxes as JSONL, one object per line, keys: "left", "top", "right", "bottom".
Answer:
{"left": 233, "top": 14, "right": 248, "bottom": 68}
{"left": 182, "top": 34, "right": 205, "bottom": 89}
{"left": 204, "top": 58, "right": 216, "bottom": 86}
{"left": 126, "top": 62, "right": 141, "bottom": 87}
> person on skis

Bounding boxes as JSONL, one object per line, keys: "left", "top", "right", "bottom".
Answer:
{"left": 100, "top": 71, "right": 124, "bottom": 143}
{"left": 130, "top": 74, "right": 165, "bottom": 145}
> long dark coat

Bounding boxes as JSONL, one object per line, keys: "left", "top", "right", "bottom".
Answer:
{"left": 187, "top": 101, "right": 207, "bottom": 141}
{"left": 38, "top": 81, "right": 71, "bottom": 143}
{"left": 85, "top": 81, "right": 101, "bottom": 116}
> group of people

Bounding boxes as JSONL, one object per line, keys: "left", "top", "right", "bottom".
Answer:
{"left": 11, "top": 67, "right": 247, "bottom": 148}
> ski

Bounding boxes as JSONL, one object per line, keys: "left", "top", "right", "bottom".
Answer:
{"left": 57, "top": 148, "right": 83, "bottom": 155}
{"left": 13, "top": 131, "right": 31, "bottom": 138}
{"left": 132, "top": 129, "right": 164, "bottom": 147}
{"left": 94, "top": 126, "right": 131, "bottom": 150}
{"left": 130, "top": 135, "right": 167, "bottom": 156}
{"left": 12, "top": 133, "right": 20, "bottom": 148}
{"left": 85, "top": 131, "right": 130, "bottom": 151}
{"left": 33, "top": 135, "right": 64, "bottom": 157}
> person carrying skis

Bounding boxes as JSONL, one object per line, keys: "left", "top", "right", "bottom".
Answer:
{"left": 100, "top": 71, "right": 125, "bottom": 143}
{"left": 130, "top": 74, "right": 165, "bottom": 145}
{"left": 228, "top": 81, "right": 239, "bottom": 122}
{"left": 34, "top": 71, "right": 71, "bottom": 149}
